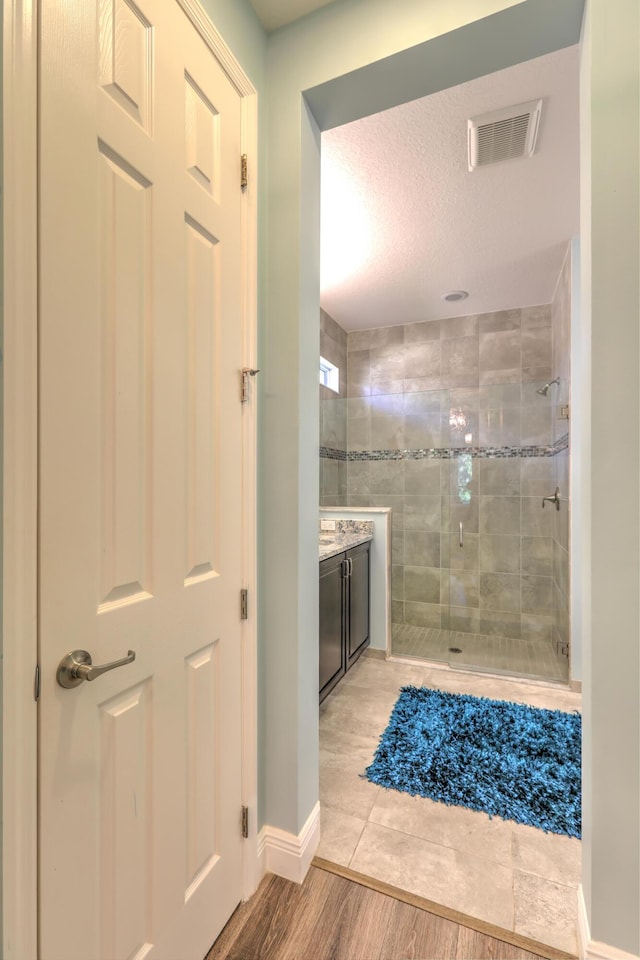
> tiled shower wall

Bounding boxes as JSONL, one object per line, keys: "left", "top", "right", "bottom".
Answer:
{"left": 319, "top": 308, "right": 347, "bottom": 505}
{"left": 343, "top": 307, "right": 559, "bottom": 645}
{"left": 318, "top": 292, "right": 571, "bottom": 655}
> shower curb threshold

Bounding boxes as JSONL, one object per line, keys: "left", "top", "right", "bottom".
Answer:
{"left": 384, "top": 653, "right": 578, "bottom": 694}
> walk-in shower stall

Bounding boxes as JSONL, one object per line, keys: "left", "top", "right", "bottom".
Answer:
{"left": 319, "top": 250, "right": 572, "bottom": 683}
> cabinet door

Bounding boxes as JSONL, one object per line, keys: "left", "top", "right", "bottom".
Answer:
{"left": 319, "top": 554, "right": 346, "bottom": 701}
{"left": 347, "top": 543, "right": 370, "bottom": 665}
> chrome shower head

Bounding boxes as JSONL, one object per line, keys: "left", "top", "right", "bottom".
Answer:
{"left": 536, "top": 377, "right": 560, "bottom": 396}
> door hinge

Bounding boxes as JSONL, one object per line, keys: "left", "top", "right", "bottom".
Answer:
{"left": 241, "top": 805, "right": 249, "bottom": 839}
{"left": 241, "top": 367, "right": 260, "bottom": 403}
{"left": 241, "top": 153, "right": 248, "bottom": 189}
{"left": 240, "top": 588, "right": 248, "bottom": 620}
{"left": 34, "top": 664, "right": 40, "bottom": 702}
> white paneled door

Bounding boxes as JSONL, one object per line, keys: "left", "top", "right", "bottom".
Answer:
{"left": 38, "top": 1, "right": 245, "bottom": 957}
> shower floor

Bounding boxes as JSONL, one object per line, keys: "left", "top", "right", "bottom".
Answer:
{"left": 392, "top": 622, "right": 568, "bottom": 683}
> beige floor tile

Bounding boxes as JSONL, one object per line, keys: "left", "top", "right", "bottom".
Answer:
{"left": 319, "top": 748, "right": 381, "bottom": 820}
{"left": 513, "top": 690, "right": 581, "bottom": 713}
{"left": 369, "top": 789, "right": 513, "bottom": 868}
{"left": 513, "top": 870, "right": 579, "bottom": 954}
{"left": 320, "top": 682, "right": 398, "bottom": 743}
{"left": 327, "top": 677, "right": 399, "bottom": 713}
{"left": 418, "top": 669, "right": 518, "bottom": 700}
{"left": 317, "top": 805, "right": 366, "bottom": 867}
{"left": 350, "top": 821, "right": 514, "bottom": 930}
{"left": 512, "top": 822, "right": 581, "bottom": 887}
{"left": 342, "top": 656, "right": 433, "bottom": 694}
{"left": 320, "top": 723, "right": 380, "bottom": 762}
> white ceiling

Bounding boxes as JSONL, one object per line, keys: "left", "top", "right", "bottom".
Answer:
{"left": 320, "top": 46, "right": 580, "bottom": 331}
{"left": 250, "top": 0, "right": 336, "bottom": 32}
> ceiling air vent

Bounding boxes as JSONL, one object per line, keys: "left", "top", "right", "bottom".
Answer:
{"left": 468, "top": 99, "right": 542, "bottom": 171}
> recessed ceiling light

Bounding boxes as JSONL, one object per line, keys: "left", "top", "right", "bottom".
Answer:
{"left": 442, "top": 290, "right": 469, "bottom": 302}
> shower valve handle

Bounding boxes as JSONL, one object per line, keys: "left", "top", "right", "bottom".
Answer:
{"left": 542, "top": 488, "right": 561, "bottom": 511}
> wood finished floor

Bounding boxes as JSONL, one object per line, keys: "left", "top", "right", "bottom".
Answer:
{"left": 205, "top": 865, "right": 548, "bottom": 960}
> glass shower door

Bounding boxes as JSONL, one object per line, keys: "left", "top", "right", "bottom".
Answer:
{"left": 390, "top": 388, "right": 450, "bottom": 662}
{"left": 443, "top": 388, "right": 481, "bottom": 664}
{"left": 444, "top": 380, "right": 568, "bottom": 681}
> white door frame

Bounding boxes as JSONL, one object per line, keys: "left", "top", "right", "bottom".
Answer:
{"left": 1, "top": 2, "right": 259, "bottom": 957}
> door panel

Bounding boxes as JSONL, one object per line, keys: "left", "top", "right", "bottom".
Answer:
{"left": 319, "top": 556, "right": 345, "bottom": 700}
{"left": 347, "top": 545, "right": 370, "bottom": 662}
{"left": 39, "top": 1, "right": 244, "bottom": 957}
{"left": 99, "top": 144, "right": 153, "bottom": 607}
{"left": 185, "top": 217, "right": 219, "bottom": 583}
{"left": 184, "top": 642, "right": 219, "bottom": 895}
{"left": 99, "top": 0, "right": 153, "bottom": 133}
{"left": 99, "top": 681, "right": 153, "bottom": 960}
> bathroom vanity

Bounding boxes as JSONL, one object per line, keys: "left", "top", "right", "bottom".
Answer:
{"left": 319, "top": 521, "right": 372, "bottom": 703}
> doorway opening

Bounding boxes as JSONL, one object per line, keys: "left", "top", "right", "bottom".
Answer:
{"left": 319, "top": 47, "right": 579, "bottom": 685}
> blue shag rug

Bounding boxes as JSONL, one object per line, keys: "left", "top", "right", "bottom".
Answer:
{"left": 365, "top": 686, "right": 581, "bottom": 838}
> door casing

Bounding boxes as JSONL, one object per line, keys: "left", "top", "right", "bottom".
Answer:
{"left": 1, "top": 2, "right": 259, "bottom": 957}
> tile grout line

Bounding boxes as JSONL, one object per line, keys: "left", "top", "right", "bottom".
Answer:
{"left": 362, "top": 805, "right": 516, "bottom": 872}
{"left": 348, "top": 811, "right": 370, "bottom": 870}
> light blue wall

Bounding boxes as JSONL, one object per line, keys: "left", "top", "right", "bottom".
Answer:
{"left": 0, "top": 5, "right": 4, "bottom": 944}
{"left": 261, "top": 0, "right": 586, "bottom": 838}
{"left": 580, "top": 0, "right": 640, "bottom": 952}
{"left": 198, "top": 0, "right": 266, "bottom": 91}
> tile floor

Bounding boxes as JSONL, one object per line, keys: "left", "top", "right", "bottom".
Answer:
{"left": 317, "top": 653, "right": 582, "bottom": 954}
{"left": 392, "top": 622, "right": 569, "bottom": 683}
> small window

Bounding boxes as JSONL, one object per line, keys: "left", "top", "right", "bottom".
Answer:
{"left": 319, "top": 356, "right": 339, "bottom": 393}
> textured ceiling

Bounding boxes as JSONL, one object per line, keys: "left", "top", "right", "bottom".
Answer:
{"left": 320, "top": 46, "right": 580, "bottom": 331}
{"left": 250, "top": 0, "right": 336, "bottom": 31}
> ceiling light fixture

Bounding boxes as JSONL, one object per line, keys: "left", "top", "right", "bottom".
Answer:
{"left": 442, "top": 290, "right": 469, "bottom": 302}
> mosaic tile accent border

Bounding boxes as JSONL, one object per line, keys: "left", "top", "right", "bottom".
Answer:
{"left": 320, "top": 445, "right": 348, "bottom": 461}
{"left": 320, "top": 434, "right": 569, "bottom": 462}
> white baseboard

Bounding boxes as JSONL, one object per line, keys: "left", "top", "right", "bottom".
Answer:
{"left": 587, "top": 943, "right": 639, "bottom": 960}
{"left": 257, "top": 802, "right": 321, "bottom": 885}
{"left": 578, "top": 886, "right": 640, "bottom": 960}
{"left": 578, "top": 886, "right": 590, "bottom": 960}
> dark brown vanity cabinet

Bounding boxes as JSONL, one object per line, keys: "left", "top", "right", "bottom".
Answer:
{"left": 319, "top": 541, "right": 370, "bottom": 703}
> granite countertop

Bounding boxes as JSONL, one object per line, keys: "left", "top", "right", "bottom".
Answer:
{"left": 319, "top": 519, "right": 374, "bottom": 561}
